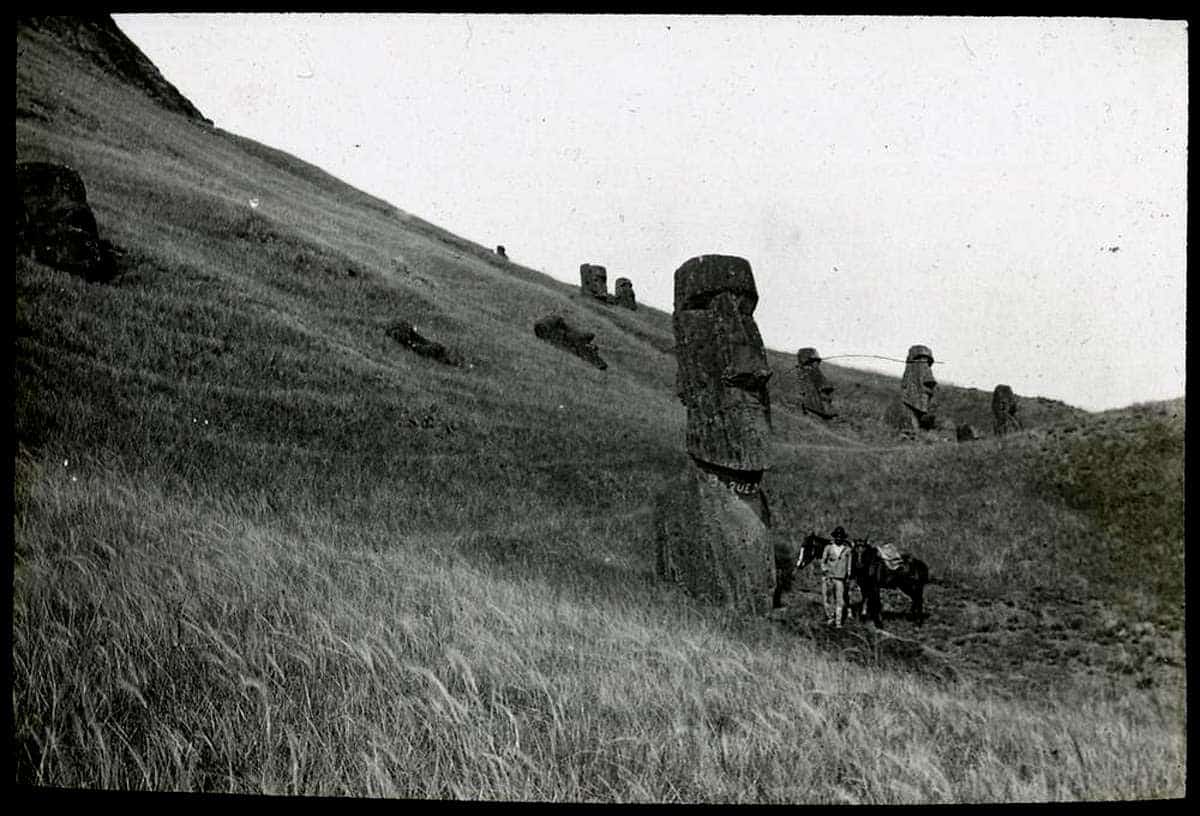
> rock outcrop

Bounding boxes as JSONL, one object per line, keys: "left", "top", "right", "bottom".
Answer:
{"left": 533, "top": 314, "right": 607, "bottom": 370}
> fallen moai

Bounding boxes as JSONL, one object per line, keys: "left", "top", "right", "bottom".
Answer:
{"left": 386, "top": 320, "right": 465, "bottom": 367}
{"left": 16, "top": 161, "right": 115, "bottom": 282}
{"left": 654, "top": 254, "right": 777, "bottom": 616}
{"left": 796, "top": 347, "right": 836, "bottom": 418}
{"left": 533, "top": 314, "right": 607, "bottom": 370}
{"left": 992, "top": 384, "right": 1022, "bottom": 436}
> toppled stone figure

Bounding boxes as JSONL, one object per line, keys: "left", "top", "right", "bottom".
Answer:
{"left": 386, "top": 320, "right": 465, "bottom": 367}
{"left": 533, "top": 314, "right": 607, "bottom": 370}
{"left": 887, "top": 345, "right": 938, "bottom": 432}
{"left": 16, "top": 161, "right": 115, "bottom": 282}
{"left": 579, "top": 264, "right": 609, "bottom": 301}
{"left": 654, "top": 254, "right": 777, "bottom": 616}
{"left": 992, "top": 384, "right": 1022, "bottom": 436}
{"left": 613, "top": 277, "right": 637, "bottom": 310}
{"left": 955, "top": 423, "right": 982, "bottom": 442}
{"left": 796, "top": 347, "right": 836, "bottom": 419}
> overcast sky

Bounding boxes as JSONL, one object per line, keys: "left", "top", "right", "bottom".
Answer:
{"left": 114, "top": 14, "right": 1186, "bottom": 412}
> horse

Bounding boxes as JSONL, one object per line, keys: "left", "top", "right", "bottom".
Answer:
{"left": 795, "top": 531, "right": 929, "bottom": 627}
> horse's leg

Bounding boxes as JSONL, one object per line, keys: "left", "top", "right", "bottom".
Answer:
{"left": 910, "top": 580, "right": 925, "bottom": 623}
{"left": 863, "top": 572, "right": 883, "bottom": 628}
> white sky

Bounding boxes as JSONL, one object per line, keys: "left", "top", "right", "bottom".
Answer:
{"left": 113, "top": 14, "right": 1187, "bottom": 412}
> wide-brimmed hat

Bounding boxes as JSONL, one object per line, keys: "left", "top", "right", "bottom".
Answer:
{"left": 831, "top": 526, "right": 847, "bottom": 540}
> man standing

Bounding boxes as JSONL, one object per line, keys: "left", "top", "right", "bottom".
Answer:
{"left": 821, "top": 526, "right": 853, "bottom": 628}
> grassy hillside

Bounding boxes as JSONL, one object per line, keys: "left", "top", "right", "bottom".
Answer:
{"left": 13, "top": 17, "right": 1184, "bottom": 801}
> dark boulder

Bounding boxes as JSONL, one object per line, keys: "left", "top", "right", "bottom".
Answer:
{"left": 955, "top": 423, "right": 982, "bottom": 442}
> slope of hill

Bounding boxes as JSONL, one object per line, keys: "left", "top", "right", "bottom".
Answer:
{"left": 13, "top": 16, "right": 1184, "bottom": 801}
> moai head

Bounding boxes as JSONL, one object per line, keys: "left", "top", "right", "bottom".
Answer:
{"left": 579, "top": 264, "right": 608, "bottom": 299}
{"left": 495, "top": 245, "right": 507, "bottom": 258}
{"left": 614, "top": 277, "right": 637, "bottom": 310}
{"left": 16, "top": 161, "right": 113, "bottom": 281}
{"left": 674, "top": 255, "right": 772, "bottom": 472}
{"left": 796, "top": 347, "right": 836, "bottom": 419}
{"left": 900, "top": 345, "right": 937, "bottom": 417}
{"left": 992, "top": 384, "right": 1021, "bottom": 434}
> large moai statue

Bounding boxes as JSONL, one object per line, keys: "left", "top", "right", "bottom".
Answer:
{"left": 653, "top": 254, "right": 777, "bottom": 616}
{"left": 796, "top": 347, "right": 836, "bottom": 418}
{"left": 887, "top": 345, "right": 938, "bottom": 431}
{"left": 613, "top": 277, "right": 637, "bottom": 310}
{"left": 16, "top": 161, "right": 115, "bottom": 282}
{"left": 992, "top": 384, "right": 1022, "bottom": 436}
{"left": 579, "top": 264, "right": 609, "bottom": 300}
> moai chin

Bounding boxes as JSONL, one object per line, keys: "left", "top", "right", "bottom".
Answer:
{"left": 796, "top": 347, "right": 836, "bottom": 419}
{"left": 898, "top": 344, "right": 938, "bottom": 430}
{"left": 613, "top": 277, "right": 637, "bottom": 310}
{"left": 654, "top": 254, "right": 776, "bottom": 616}
{"left": 992, "top": 384, "right": 1022, "bottom": 436}
{"left": 579, "top": 264, "right": 609, "bottom": 300}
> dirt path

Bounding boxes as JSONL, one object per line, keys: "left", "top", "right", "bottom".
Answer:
{"left": 773, "top": 572, "right": 1185, "bottom": 698}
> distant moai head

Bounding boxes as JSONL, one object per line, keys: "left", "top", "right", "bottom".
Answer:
{"left": 673, "top": 255, "right": 772, "bottom": 471}
{"left": 900, "top": 345, "right": 938, "bottom": 417}
{"left": 796, "top": 347, "right": 836, "bottom": 419}
{"left": 579, "top": 264, "right": 608, "bottom": 299}
{"left": 955, "top": 422, "right": 981, "bottom": 443}
{"left": 992, "top": 384, "right": 1021, "bottom": 435}
{"left": 613, "top": 277, "right": 637, "bottom": 310}
{"left": 495, "top": 245, "right": 507, "bottom": 258}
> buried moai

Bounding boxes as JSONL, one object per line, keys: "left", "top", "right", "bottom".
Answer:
{"left": 533, "top": 314, "right": 608, "bottom": 370}
{"left": 495, "top": 245, "right": 507, "bottom": 258}
{"left": 579, "top": 264, "right": 609, "bottom": 300}
{"left": 16, "top": 161, "right": 115, "bottom": 282}
{"left": 796, "top": 347, "right": 836, "bottom": 419}
{"left": 653, "top": 254, "right": 779, "bottom": 616}
{"left": 386, "top": 320, "right": 465, "bottom": 367}
{"left": 992, "top": 384, "right": 1022, "bottom": 435}
{"left": 886, "top": 345, "right": 938, "bottom": 432}
{"left": 613, "top": 277, "right": 637, "bottom": 310}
